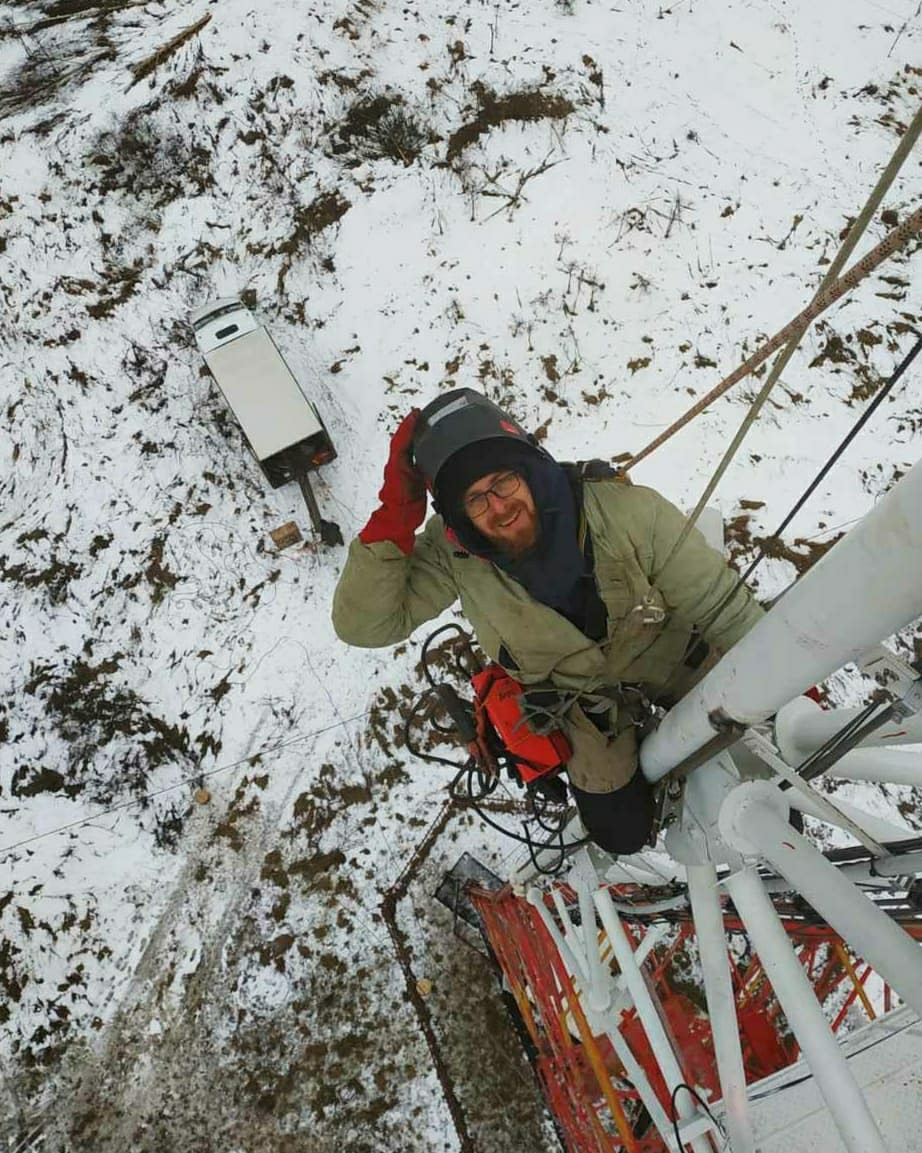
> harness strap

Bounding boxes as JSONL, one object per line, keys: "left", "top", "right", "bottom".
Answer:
{"left": 561, "top": 460, "right": 624, "bottom": 643}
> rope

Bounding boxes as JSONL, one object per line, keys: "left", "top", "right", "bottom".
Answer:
{"left": 652, "top": 329, "right": 922, "bottom": 685}
{"left": 738, "top": 331, "right": 922, "bottom": 584}
{"left": 646, "top": 97, "right": 922, "bottom": 583}
{"left": 634, "top": 97, "right": 922, "bottom": 616}
{"left": 626, "top": 201, "right": 922, "bottom": 475}
{"left": 0, "top": 709, "right": 370, "bottom": 858}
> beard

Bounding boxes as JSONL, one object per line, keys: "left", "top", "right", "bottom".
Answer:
{"left": 495, "top": 516, "right": 541, "bottom": 558}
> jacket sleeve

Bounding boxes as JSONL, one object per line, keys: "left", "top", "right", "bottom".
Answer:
{"left": 645, "top": 487, "right": 764, "bottom": 653}
{"left": 331, "top": 516, "right": 460, "bottom": 648}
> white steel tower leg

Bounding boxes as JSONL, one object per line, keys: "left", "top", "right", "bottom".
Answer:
{"left": 528, "top": 886, "right": 687, "bottom": 1149}
{"left": 569, "top": 851, "right": 612, "bottom": 1013}
{"left": 640, "top": 456, "right": 922, "bottom": 782}
{"left": 593, "top": 888, "right": 714, "bottom": 1153}
{"left": 724, "top": 866, "right": 888, "bottom": 1153}
{"left": 722, "top": 781, "right": 922, "bottom": 1018}
{"left": 686, "top": 864, "right": 756, "bottom": 1153}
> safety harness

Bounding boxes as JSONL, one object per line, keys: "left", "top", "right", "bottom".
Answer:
{"left": 414, "top": 461, "right": 711, "bottom": 796}
{"left": 472, "top": 460, "right": 630, "bottom": 785}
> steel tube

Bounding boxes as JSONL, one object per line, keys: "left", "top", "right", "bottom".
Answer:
{"left": 528, "top": 888, "right": 684, "bottom": 1150}
{"left": 593, "top": 888, "right": 714, "bottom": 1153}
{"left": 550, "top": 887, "right": 589, "bottom": 983}
{"left": 528, "top": 888, "right": 588, "bottom": 987}
{"left": 724, "top": 866, "right": 888, "bottom": 1153}
{"left": 828, "top": 747, "right": 922, "bottom": 786}
{"left": 723, "top": 784, "right": 922, "bottom": 1019}
{"left": 640, "top": 458, "right": 922, "bottom": 782}
{"left": 837, "top": 849, "right": 922, "bottom": 880}
{"left": 787, "top": 790, "right": 912, "bottom": 846}
{"left": 570, "top": 852, "right": 612, "bottom": 1012}
{"left": 775, "top": 696, "right": 922, "bottom": 762}
{"left": 686, "top": 864, "right": 756, "bottom": 1153}
{"left": 600, "top": 1019, "right": 682, "bottom": 1149}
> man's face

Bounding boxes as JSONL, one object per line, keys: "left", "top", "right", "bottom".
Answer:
{"left": 462, "top": 470, "right": 538, "bottom": 555}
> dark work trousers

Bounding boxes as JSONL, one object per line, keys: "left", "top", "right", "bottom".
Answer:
{"left": 569, "top": 769, "right": 656, "bottom": 855}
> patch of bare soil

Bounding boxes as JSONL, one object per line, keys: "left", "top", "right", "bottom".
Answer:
{"left": 724, "top": 510, "right": 844, "bottom": 577}
{"left": 416, "top": 892, "right": 559, "bottom": 1153}
{"left": 446, "top": 83, "right": 575, "bottom": 161}
{"left": 5, "top": 748, "right": 554, "bottom": 1153}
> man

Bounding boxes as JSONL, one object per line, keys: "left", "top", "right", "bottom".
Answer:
{"left": 332, "top": 389, "right": 763, "bottom": 853}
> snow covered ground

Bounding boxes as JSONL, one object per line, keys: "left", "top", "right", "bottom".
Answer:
{"left": 1, "top": 0, "right": 920, "bottom": 1149}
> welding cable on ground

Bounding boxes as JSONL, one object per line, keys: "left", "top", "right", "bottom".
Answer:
{"left": 0, "top": 710, "right": 371, "bottom": 858}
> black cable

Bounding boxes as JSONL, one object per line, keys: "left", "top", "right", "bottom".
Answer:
{"left": 804, "top": 703, "right": 898, "bottom": 782}
{"left": 435, "top": 750, "right": 586, "bottom": 873}
{"left": 420, "top": 623, "right": 481, "bottom": 690}
{"left": 530, "top": 795, "right": 570, "bottom": 835}
{"left": 405, "top": 690, "right": 561, "bottom": 854}
{"left": 460, "top": 779, "right": 576, "bottom": 854}
{"left": 408, "top": 627, "right": 615, "bottom": 874}
{"left": 741, "top": 331, "right": 922, "bottom": 585}
{"left": 670, "top": 1082, "right": 726, "bottom": 1152}
{"left": 403, "top": 693, "right": 471, "bottom": 770}
{"left": 781, "top": 701, "right": 897, "bottom": 787}
{"left": 825, "top": 833, "right": 922, "bottom": 865}
{"left": 774, "top": 699, "right": 883, "bottom": 791}
{"left": 673, "top": 333, "right": 922, "bottom": 680}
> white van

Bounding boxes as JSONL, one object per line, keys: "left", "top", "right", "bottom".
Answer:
{"left": 191, "top": 297, "right": 337, "bottom": 488}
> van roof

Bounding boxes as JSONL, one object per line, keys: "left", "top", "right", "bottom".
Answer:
{"left": 190, "top": 297, "right": 246, "bottom": 329}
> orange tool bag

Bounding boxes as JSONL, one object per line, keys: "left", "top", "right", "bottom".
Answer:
{"left": 470, "top": 664, "right": 571, "bottom": 783}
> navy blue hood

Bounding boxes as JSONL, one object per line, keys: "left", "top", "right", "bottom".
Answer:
{"left": 445, "top": 452, "right": 590, "bottom": 624}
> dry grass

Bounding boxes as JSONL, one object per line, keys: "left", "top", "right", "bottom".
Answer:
{"left": 128, "top": 12, "right": 211, "bottom": 87}
{"left": 86, "top": 103, "right": 213, "bottom": 207}
{"left": 0, "top": 39, "right": 115, "bottom": 118}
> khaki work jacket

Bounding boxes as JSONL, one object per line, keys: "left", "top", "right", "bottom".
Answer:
{"left": 332, "top": 480, "right": 764, "bottom": 792}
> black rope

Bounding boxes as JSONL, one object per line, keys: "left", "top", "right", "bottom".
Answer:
{"left": 739, "top": 331, "right": 922, "bottom": 586}
{"left": 675, "top": 332, "right": 922, "bottom": 679}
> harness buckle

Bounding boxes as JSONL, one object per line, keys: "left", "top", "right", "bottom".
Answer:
{"left": 632, "top": 595, "right": 666, "bottom": 626}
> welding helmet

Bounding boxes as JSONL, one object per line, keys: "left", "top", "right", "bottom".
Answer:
{"left": 411, "top": 388, "right": 545, "bottom": 514}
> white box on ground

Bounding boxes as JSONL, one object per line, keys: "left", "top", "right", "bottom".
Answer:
{"left": 190, "top": 298, "right": 334, "bottom": 484}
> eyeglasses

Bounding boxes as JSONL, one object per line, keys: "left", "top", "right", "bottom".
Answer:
{"left": 463, "top": 472, "right": 522, "bottom": 519}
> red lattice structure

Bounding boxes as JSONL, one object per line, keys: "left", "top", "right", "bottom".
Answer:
{"left": 470, "top": 882, "right": 922, "bottom": 1153}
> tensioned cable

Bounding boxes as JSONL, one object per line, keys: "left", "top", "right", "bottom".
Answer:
{"left": 643, "top": 97, "right": 922, "bottom": 589}
{"left": 653, "top": 330, "right": 922, "bottom": 693}
{"left": 0, "top": 709, "right": 370, "bottom": 858}
{"left": 738, "top": 332, "right": 922, "bottom": 586}
{"left": 625, "top": 132, "right": 922, "bottom": 477}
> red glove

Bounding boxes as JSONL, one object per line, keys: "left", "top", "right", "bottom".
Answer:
{"left": 358, "top": 410, "right": 426, "bottom": 555}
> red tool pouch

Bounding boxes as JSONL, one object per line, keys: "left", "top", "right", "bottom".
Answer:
{"left": 471, "top": 664, "right": 571, "bottom": 783}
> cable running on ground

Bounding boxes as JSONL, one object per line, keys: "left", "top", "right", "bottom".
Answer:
{"left": 0, "top": 709, "right": 370, "bottom": 857}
